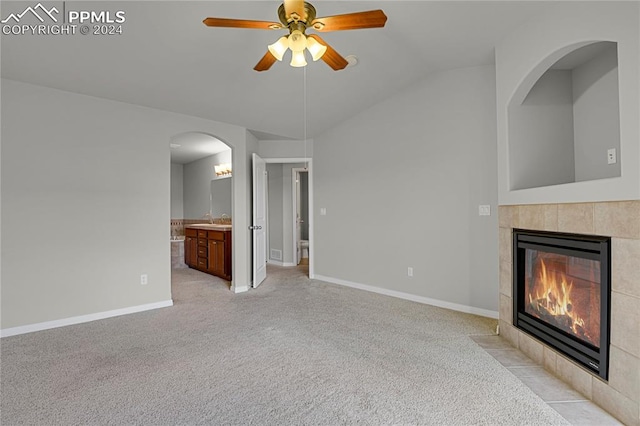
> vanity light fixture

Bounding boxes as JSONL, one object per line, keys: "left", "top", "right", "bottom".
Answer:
{"left": 214, "top": 163, "right": 232, "bottom": 176}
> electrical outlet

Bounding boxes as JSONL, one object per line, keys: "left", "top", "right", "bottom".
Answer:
{"left": 407, "top": 267, "right": 413, "bottom": 277}
{"left": 607, "top": 148, "right": 617, "bottom": 165}
{"left": 479, "top": 205, "right": 491, "bottom": 216}
{"left": 140, "top": 274, "right": 148, "bottom": 285}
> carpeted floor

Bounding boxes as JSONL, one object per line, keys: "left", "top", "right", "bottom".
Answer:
{"left": 1, "top": 265, "right": 571, "bottom": 425}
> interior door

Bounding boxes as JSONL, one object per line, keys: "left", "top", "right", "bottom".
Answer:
{"left": 252, "top": 153, "right": 267, "bottom": 287}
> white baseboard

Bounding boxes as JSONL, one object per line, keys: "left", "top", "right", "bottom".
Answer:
{"left": 0, "top": 300, "right": 174, "bottom": 338}
{"left": 313, "top": 275, "right": 499, "bottom": 319}
{"left": 232, "top": 285, "right": 249, "bottom": 293}
{"left": 267, "top": 260, "right": 296, "bottom": 267}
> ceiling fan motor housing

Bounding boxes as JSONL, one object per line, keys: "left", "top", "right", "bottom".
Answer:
{"left": 278, "top": 2, "right": 316, "bottom": 27}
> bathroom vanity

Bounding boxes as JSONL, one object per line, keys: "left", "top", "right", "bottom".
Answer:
{"left": 185, "top": 225, "right": 232, "bottom": 280}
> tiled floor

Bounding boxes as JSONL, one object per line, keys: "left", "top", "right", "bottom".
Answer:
{"left": 471, "top": 335, "right": 623, "bottom": 426}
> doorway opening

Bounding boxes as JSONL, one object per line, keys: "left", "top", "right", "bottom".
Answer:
{"left": 293, "top": 168, "right": 309, "bottom": 266}
{"left": 253, "top": 156, "right": 313, "bottom": 287}
{"left": 170, "top": 132, "right": 234, "bottom": 291}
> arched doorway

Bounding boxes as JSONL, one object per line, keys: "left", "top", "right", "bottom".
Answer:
{"left": 169, "top": 132, "right": 234, "bottom": 294}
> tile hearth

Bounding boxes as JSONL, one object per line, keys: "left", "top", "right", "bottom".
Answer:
{"left": 472, "top": 335, "right": 622, "bottom": 425}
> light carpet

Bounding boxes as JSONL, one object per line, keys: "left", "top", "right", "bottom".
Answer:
{"left": 1, "top": 265, "right": 570, "bottom": 425}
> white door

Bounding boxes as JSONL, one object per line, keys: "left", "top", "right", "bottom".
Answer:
{"left": 252, "top": 153, "right": 267, "bottom": 287}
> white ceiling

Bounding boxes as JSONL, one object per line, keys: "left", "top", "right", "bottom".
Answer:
{"left": 2, "top": 1, "right": 560, "bottom": 144}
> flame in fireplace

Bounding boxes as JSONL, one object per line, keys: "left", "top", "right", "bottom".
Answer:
{"left": 528, "top": 260, "right": 586, "bottom": 337}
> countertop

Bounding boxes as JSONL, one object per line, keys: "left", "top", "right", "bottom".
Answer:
{"left": 185, "top": 223, "right": 232, "bottom": 231}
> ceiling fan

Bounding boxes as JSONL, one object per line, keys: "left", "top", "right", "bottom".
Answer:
{"left": 203, "top": 0, "right": 387, "bottom": 71}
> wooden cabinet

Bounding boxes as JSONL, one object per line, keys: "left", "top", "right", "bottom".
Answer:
{"left": 207, "top": 239, "right": 223, "bottom": 275}
{"left": 185, "top": 229, "right": 198, "bottom": 268}
{"left": 196, "top": 230, "right": 208, "bottom": 270}
{"left": 184, "top": 227, "right": 232, "bottom": 280}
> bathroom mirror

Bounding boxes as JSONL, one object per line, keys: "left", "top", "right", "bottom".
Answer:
{"left": 210, "top": 177, "right": 232, "bottom": 218}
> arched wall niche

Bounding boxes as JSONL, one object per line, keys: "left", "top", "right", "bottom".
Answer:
{"left": 507, "top": 41, "right": 620, "bottom": 191}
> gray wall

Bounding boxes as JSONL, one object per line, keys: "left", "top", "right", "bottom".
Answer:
{"left": 573, "top": 43, "right": 620, "bottom": 182}
{"left": 183, "top": 150, "right": 232, "bottom": 219}
{"left": 258, "top": 139, "right": 313, "bottom": 159}
{"left": 509, "top": 70, "right": 576, "bottom": 190}
{"left": 314, "top": 65, "right": 499, "bottom": 313}
{"left": 1, "top": 79, "right": 254, "bottom": 330}
{"left": 170, "top": 163, "right": 184, "bottom": 218}
{"left": 267, "top": 164, "right": 284, "bottom": 260}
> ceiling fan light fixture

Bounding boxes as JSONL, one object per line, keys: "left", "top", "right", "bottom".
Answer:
{"left": 288, "top": 29, "right": 307, "bottom": 52}
{"left": 268, "top": 36, "right": 288, "bottom": 61}
{"left": 204, "top": 2, "right": 388, "bottom": 72}
{"left": 290, "top": 50, "right": 307, "bottom": 67}
{"left": 306, "top": 36, "right": 327, "bottom": 61}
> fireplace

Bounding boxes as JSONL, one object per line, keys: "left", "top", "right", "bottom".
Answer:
{"left": 513, "top": 229, "right": 611, "bottom": 379}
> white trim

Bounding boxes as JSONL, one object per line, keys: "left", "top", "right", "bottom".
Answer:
{"left": 263, "top": 157, "right": 309, "bottom": 164}
{"left": 313, "top": 275, "right": 499, "bottom": 319}
{"left": 0, "top": 300, "right": 174, "bottom": 338}
{"left": 232, "top": 285, "right": 249, "bottom": 293}
{"left": 267, "top": 260, "right": 296, "bottom": 267}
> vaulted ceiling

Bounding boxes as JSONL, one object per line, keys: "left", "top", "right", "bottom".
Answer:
{"left": 2, "top": 1, "right": 559, "bottom": 140}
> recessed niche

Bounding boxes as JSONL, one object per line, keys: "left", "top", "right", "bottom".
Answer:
{"left": 508, "top": 42, "right": 620, "bottom": 191}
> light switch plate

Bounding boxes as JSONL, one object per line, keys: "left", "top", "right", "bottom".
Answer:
{"left": 320, "top": 208, "right": 327, "bottom": 216}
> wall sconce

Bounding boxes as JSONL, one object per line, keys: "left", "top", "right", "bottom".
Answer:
{"left": 214, "top": 163, "right": 232, "bottom": 176}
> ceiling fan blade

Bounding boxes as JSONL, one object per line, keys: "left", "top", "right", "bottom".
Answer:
{"left": 306, "top": 34, "right": 348, "bottom": 71}
{"left": 254, "top": 50, "right": 278, "bottom": 72}
{"left": 203, "top": 17, "right": 282, "bottom": 30}
{"left": 311, "top": 10, "right": 387, "bottom": 32}
{"left": 284, "top": 0, "right": 305, "bottom": 21}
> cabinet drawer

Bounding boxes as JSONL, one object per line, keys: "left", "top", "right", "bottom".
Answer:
{"left": 197, "top": 230, "right": 207, "bottom": 238}
{"left": 208, "top": 230, "right": 226, "bottom": 241}
{"left": 197, "top": 257, "right": 208, "bottom": 269}
{"left": 185, "top": 228, "right": 197, "bottom": 237}
{"left": 197, "top": 246, "right": 207, "bottom": 257}
{"left": 198, "top": 238, "right": 208, "bottom": 247}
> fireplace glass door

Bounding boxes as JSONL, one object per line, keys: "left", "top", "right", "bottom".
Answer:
{"left": 513, "top": 229, "right": 610, "bottom": 379}
{"left": 524, "top": 250, "right": 600, "bottom": 348}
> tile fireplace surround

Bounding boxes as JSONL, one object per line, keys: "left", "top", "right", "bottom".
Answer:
{"left": 499, "top": 201, "right": 640, "bottom": 426}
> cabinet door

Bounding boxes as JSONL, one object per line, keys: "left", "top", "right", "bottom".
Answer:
{"left": 185, "top": 236, "right": 198, "bottom": 267}
{"left": 208, "top": 239, "right": 225, "bottom": 275}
